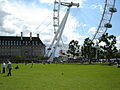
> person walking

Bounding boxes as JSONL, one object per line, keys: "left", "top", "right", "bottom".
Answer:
{"left": 2, "top": 62, "right": 6, "bottom": 73}
{"left": 7, "top": 61, "right": 12, "bottom": 76}
{"left": 31, "top": 61, "right": 33, "bottom": 68}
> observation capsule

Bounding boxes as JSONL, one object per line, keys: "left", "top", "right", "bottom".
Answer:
{"left": 104, "top": 23, "right": 112, "bottom": 28}
{"left": 109, "top": 8, "right": 117, "bottom": 13}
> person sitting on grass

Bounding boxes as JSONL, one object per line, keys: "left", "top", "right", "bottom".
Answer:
{"left": 15, "top": 65, "right": 19, "bottom": 69}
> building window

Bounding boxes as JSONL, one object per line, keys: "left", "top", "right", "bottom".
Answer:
{"left": 19, "top": 41, "right": 21, "bottom": 45}
{"left": 5, "top": 41, "right": 7, "bottom": 45}
{"left": 8, "top": 41, "right": 10, "bottom": 45}
{"left": 2, "top": 40, "right": 4, "bottom": 45}
{"left": 11, "top": 41, "right": 13, "bottom": 45}
{"left": 0, "top": 40, "right": 1, "bottom": 45}
{"left": 28, "top": 41, "right": 30, "bottom": 45}
{"left": 25, "top": 41, "right": 28, "bottom": 45}
{"left": 17, "top": 41, "right": 19, "bottom": 45}
{"left": 23, "top": 41, "right": 25, "bottom": 45}
{"left": 38, "top": 42, "right": 41, "bottom": 45}
{"left": 36, "top": 41, "right": 38, "bottom": 45}
{"left": 14, "top": 41, "right": 16, "bottom": 45}
{"left": 32, "top": 41, "right": 34, "bottom": 45}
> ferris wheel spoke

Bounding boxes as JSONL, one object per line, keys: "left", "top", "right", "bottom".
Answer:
{"left": 46, "top": 0, "right": 79, "bottom": 61}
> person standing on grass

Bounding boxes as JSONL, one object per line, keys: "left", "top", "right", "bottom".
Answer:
{"left": 7, "top": 61, "right": 12, "bottom": 76}
{"left": 2, "top": 62, "right": 6, "bottom": 73}
{"left": 31, "top": 61, "right": 33, "bottom": 68}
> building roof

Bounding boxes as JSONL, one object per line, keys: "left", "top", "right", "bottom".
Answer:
{"left": 0, "top": 36, "right": 45, "bottom": 46}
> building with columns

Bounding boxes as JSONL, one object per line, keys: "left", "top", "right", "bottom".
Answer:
{"left": 0, "top": 32, "right": 45, "bottom": 62}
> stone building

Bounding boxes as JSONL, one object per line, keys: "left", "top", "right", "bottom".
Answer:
{"left": 0, "top": 32, "right": 45, "bottom": 62}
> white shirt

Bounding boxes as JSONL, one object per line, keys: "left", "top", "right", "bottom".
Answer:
{"left": 2, "top": 63, "right": 6, "bottom": 68}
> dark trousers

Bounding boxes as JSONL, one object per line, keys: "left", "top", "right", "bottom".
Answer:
{"left": 7, "top": 68, "right": 12, "bottom": 76}
{"left": 2, "top": 67, "right": 5, "bottom": 73}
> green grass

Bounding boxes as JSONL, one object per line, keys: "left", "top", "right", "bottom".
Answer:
{"left": 0, "top": 63, "right": 120, "bottom": 90}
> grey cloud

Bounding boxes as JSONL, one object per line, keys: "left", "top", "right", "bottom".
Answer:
{"left": 0, "top": 26, "right": 15, "bottom": 34}
{"left": 0, "top": 8, "right": 13, "bottom": 35}
{"left": 0, "top": 9, "right": 9, "bottom": 26}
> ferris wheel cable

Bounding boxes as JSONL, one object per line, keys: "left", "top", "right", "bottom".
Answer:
{"left": 35, "top": 12, "right": 53, "bottom": 30}
{"left": 45, "top": 22, "right": 63, "bottom": 56}
{"left": 38, "top": 21, "right": 52, "bottom": 34}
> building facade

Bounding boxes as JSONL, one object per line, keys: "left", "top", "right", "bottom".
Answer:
{"left": 0, "top": 32, "right": 45, "bottom": 62}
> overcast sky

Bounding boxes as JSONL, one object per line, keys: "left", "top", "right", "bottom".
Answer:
{"left": 0, "top": 0, "right": 120, "bottom": 50}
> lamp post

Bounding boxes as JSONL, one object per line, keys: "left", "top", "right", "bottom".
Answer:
{"left": 95, "top": 42, "right": 99, "bottom": 60}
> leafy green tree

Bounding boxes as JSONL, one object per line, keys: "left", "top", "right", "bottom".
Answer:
{"left": 67, "top": 40, "right": 80, "bottom": 59}
{"left": 98, "top": 33, "right": 118, "bottom": 64}
{"left": 115, "top": 52, "right": 120, "bottom": 58}
{"left": 81, "top": 38, "right": 96, "bottom": 64}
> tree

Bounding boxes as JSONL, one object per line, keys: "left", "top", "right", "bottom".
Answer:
{"left": 81, "top": 38, "right": 96, "bottom": 64}
{"left": 67, "top": 40, "right": 80, "bottom": 59}
{"left": 115, "top": 52, "right": 120, "bottom": 58}
{"left": 98, "top": 33, "right": 118, "bottom": 64}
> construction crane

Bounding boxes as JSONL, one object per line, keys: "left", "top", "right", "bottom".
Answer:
{"left": 45, "top": 1, "right": 79, "bottom": 62}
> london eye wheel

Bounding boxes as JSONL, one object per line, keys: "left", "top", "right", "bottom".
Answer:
{"left": 46, "top": 0, "right": 117, "bottom": 61}
{"left": 92, "top": 0, "right": 117, "bottom": 41}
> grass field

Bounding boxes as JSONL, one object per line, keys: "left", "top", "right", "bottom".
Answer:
{"left": 0, "top": 63, "right": 120, "bottom": 90}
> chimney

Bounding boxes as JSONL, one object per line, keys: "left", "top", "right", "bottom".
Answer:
{"left": 37, "top": 34, "right": 39, "bottom": 38}
{"left": 30, "top": 32, "right": 32, "bottom": 40}
{"left": 21, "top": 32, "right": 23, "bottom": 40}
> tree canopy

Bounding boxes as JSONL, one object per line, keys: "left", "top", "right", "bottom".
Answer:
{"left": 81, "top": 37, "right": 96, "bottom": 64}
{"left": 67, "top": 40, "right": 80, "bottom": 59}
{"left": 98, "top": 33, "right": 118, "bottom": 63}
